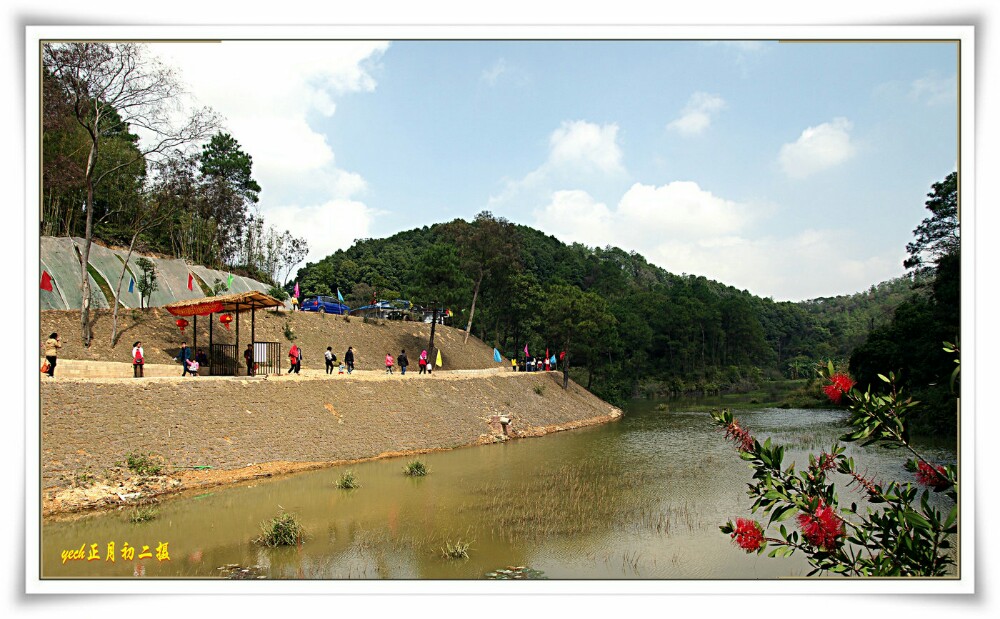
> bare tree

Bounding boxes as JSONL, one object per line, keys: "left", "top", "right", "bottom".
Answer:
{"left": 43, "top": 42, "right": 218, "bottom": 345}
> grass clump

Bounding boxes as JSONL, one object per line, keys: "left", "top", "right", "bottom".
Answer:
{"left": 533, "top": 384, "right": 546, "bottom": 396}
{"left": 283, "top": 321, "right": 296, "bottom": 342}
{"left": 441, "top": 539, "right": 471, "bottom": 560}
{"left": 255, "top": 511, "right": 305, "bottom": 547}
{"left": 128, "top": 505, "right": 158, "bottom": 524}
{"left": 335, "top": 471, "right": 360, "bottom": 489}
{"left": 402, "top": 460, "right": 428, "bottom": 477}
{"left": 124, "top": 453, "right": 163, "bottom": 476}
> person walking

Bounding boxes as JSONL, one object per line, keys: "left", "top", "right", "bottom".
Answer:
{"left": 418, "top": 349, "right": 428, "bottom": 374}
{"left": 132, "top": 341, "right": 145, "bottom": 378}
{"left": 294, "top": 345, "right": 303, "bottom": 373}
{"left": 398, "top": 349, "right": 409, "bottom": 375}
{"left": 288, "top": 344, "right": 299, "bottom": 374}
{"left": 344, "top": 346, "right": 355, "bottom": 374}
{"left": 385, "top": 352, "right": 394, "bottom": 374}
{"left": 42, "top": 332, "right": 60, "bottom": 378}
{"left": 178, "top": 341, "right": 192, "bottom": 376}
{"left": 325, "top": 346, "right": 337, "bottom": 374}
{"left": 244, "top": 343, "right": 255, "bottom": 376}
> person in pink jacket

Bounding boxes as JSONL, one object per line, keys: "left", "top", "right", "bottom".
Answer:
{"left": 385, "top": 352, "right": 394, "bottom": 374}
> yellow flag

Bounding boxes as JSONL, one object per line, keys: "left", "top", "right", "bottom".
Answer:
{"left": 436, "top": 350, "right": 443, "bottom": 367}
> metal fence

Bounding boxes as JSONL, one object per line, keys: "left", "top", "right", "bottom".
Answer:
{"left": 211, "top": 341, "right": 282, "bottom": 376}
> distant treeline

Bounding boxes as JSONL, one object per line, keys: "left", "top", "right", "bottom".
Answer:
{"left": 292, "top": 214, "right": 929, "bottom": 405}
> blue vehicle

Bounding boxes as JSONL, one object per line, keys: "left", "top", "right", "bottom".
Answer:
{"left": 300, "top": 296, "right": 350, "bottom": 314}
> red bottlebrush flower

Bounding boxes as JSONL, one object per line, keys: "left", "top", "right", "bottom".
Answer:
{"left": 849, "top": 471, "right": 881, "bottom": 500}
{"left": 811, "top": 452, "right": 837, "bottom": 473}
{"left": 915, "top": 461, "right": 950, "bottom": 490}
{"left": 731, "top": 518, "right": 765, "bottom": 553}
{"left": 796, "top": 500, "right": 845, "bottom": 550}
{"left": 723, "top": 419, "right": 756, "bottom": 453}
{"left": 823, "top": 373, "right": 856, "bottom": 404}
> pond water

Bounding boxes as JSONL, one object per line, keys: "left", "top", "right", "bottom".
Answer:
{"left": 41, "top": 398, "right": 957, "bottom": 580}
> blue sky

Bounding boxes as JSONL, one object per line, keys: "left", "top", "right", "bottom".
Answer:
{"left": 148, "top": 38, "right": 957, "bottom": 301}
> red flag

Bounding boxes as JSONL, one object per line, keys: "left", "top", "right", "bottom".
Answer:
{"left": 187, "top": 273, "right": 194, "bottom": 291}
{"left": 40, "top": 271, "right": 53, "bottom": 292}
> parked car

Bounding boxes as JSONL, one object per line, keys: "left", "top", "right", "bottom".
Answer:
{"left": 300, "top": 296, "right": 350, "bottom": 314}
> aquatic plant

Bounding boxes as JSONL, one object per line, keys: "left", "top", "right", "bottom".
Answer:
{"left": 485, "top": 565, "right": 546, "bottom": 579}
{"left": 441, "top": 539, "right": 471, "bottom": 559}
{"left": 402, "top": 460, "right": 428, "bottom": 477}
{"left": 335, "top": 471, "right": 360, "bottom": 489}
{"left": 713, "top": 357, "right": 958, "bottom": 576}
{"left": 255, "top": 511, "right": 305, "bottom": 547}
{"left": 128, "top": 505, "right": 158, "bottom": 524}
{"left": 123, "top": 452, "right": 162, "bottom": 476}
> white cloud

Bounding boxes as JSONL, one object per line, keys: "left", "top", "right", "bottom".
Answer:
{"left": 667, "top": 92, "right": 726, "bottom": 136}
{"left": 548, "top": 120, "right": 625, "bottom": 175}
{"left": 145, "top": 40, "right": 388, "bottom": 262}
{"left": 532, "top": 181, "right": 898, "bottom": 301}
{"left": 481, "top": 58, "right": 508, "bottom": 85}
{"left": 909, "top": 73, "right": 957, "bottom": 106}
{"left": 263, "top": 199, "right": 377, "bottom": 269}
{"left": 489, "top": 120, "right": 625, "bottom": 208}
{"left": 778, "top": 117, "right": 855, "bottom": 178}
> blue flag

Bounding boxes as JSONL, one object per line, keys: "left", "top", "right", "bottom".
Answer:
{"left": 128, "top": 277, "right": 134, "bottom": 294}
{"left": 493, "top": 348, "right": 502, "bottom": 363}
{"left": 550, "top": 355, "right": 557, "bottom": 365}
{"left": 337, "top": 288, "right": 344, "bottom": 303}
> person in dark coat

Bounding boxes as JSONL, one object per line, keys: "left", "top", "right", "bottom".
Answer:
{"left": 344, "top": 346, "right": 355, "bottom": 374}
{"left": 398, "top": 349, "right": 409, "bottom": 375}
{"left": 178, "top": 341, "right": 192, "bottom": 376}
{"left": 244, "top": 343, "right": 255, "bottom": 376}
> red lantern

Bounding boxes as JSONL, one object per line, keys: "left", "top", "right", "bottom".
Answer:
{"left": 220, "top": 313, "right": 233, "bottom": 330}
{"left": 175, "top": 318, "right": 189, "bottom": 333}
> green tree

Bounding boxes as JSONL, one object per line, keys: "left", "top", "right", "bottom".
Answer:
{"left": 199, "top": 132, "right": 261, "bottom": 265}
{"left": 904, "top": 171, "right": 958, "bottom": 275}
{"left": 446, "top": 211, "right": 520, "bottom": 344}
{"left": 543, "top": 284, "right": 616, "bottom": 390}
{"left": 413, "top": 244, "right": 470, "bottom": 360}
{"left": 43, "top": 42, "right": 217, "bottom": 345}
{"left": 135, "top": 257, "right": 158, "bottom": 309}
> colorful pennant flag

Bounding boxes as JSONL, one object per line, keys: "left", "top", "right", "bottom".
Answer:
{"left": 226, "top": 273, "right": 234, "bottom": 290}
{"left": 40, "top": 271, "right": 53, "bottom": 292}
{"left": 337, "top": 288, "right": 344, "bottom": 303}
{"left": 128, "top": 277, "right": 135, "bottom": 294}
{"left": 523, "top": 344, "right": 529, "bottom": 356}
{"left": 187, "top": 273, "right": 194, "bottom": 291}
{"left": 436, "top": 349, "right": 443, "bottom": 368}
{"left": 493, "top": 348, "right": 502, "bottom": 363}
{"left": 550, "top": 355, "right": 557, "bottom": 365}
{"left": 294, "top": 282, "right": 300, "bottom": 298}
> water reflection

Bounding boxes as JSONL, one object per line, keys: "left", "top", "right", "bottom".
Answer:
{"left": 42, "top": 400, "right": 957, "bottom": 580}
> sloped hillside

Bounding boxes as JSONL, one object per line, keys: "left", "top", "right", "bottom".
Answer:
{"left": 40, "top": 308, "right": 503, "bottom": 371}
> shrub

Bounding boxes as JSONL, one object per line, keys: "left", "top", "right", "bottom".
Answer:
{"left": 124, "top": 453, "right": 162, "bottom": 476}
{"left": 283, "top": 321, "right": 296, "bottom": 342}
{"left": 335, "top": 471, "right": 360, "bottom": 489}
{"left": 255, "top": 511, "right": 305, "bottom": 547}
{"left": 712, "top": 357, "right": 958, "bottom": 577}
{"left": 533, "top": 384, "right": 546, "bottom": 396}
{"left": 403, "top": 460, "right": 428, "bottom": 477}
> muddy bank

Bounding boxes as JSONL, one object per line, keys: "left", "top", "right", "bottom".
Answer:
{"left": 41, "top": 371, "right": 621, "bottom": 518}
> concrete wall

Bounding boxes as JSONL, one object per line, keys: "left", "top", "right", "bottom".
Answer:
{"left": 39, "top": 237, "right": 288, "bottom": 310}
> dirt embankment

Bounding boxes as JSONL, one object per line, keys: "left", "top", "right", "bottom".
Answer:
{"left": 39, "top": 308, "right": 500, "bottom": 370}
{"left": 38, "top": 309, "right": 620, "bottom": 520}
{"left": 40, "top": 371, "right": 621, "bottom": 519}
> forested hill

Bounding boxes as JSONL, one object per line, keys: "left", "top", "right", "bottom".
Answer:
{"left": 293, "top": 215, "right": 917, "bottom": 403}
